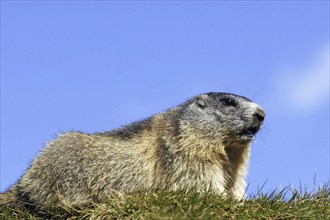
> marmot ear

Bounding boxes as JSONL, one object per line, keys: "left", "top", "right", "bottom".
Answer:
{"left": 196, "top": 96, "right": 207, "bottom": 108}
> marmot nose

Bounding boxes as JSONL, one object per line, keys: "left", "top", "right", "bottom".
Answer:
{"left": 254, "top": 107, "right": 265, "bottom": 122}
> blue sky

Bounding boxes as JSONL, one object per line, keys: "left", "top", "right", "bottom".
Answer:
{"left": 1, "top": 1, "right": 329, "bottom": 195}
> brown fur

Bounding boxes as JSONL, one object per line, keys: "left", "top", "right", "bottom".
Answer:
{"left": 0, "top": 92, "right": 265, "bottom": 209}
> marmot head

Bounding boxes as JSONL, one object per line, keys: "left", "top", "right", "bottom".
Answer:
{"left": 178, "top": 92, "right": 265, "bottom": 145}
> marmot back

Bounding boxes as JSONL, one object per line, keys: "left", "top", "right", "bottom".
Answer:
{"left": 0, "top": 92, "right": 265, "bottom": 209}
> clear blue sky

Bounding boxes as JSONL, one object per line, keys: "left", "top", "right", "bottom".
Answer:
{"left": 1, "top": 1, "right": 329, "bottom": 196}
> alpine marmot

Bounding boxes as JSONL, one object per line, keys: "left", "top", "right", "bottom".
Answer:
{"left": 0, "top": 92, "right": 265, "bottom": 209}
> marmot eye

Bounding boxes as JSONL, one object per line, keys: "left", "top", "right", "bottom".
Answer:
{"left": 222, "top": 98, "right": 236, "bottom": 107}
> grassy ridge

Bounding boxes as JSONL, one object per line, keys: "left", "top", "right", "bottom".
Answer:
{"left": 1, "top": 185, "right": 329, "bottom": 220}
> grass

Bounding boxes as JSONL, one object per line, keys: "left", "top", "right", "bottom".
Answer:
{"left": 0, "top": 185, "right": 329, "bottom": 220}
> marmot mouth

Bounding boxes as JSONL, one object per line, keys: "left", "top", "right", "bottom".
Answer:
{"left": 240, "top": 133, "right": 254, "bottom": 141}
{"left": 240, "top": 126, "right": 260, "bottom": 141}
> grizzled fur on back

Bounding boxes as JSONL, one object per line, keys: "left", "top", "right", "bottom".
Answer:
{"left": 0, "top": 92, "right": 265, "bottom": 209}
